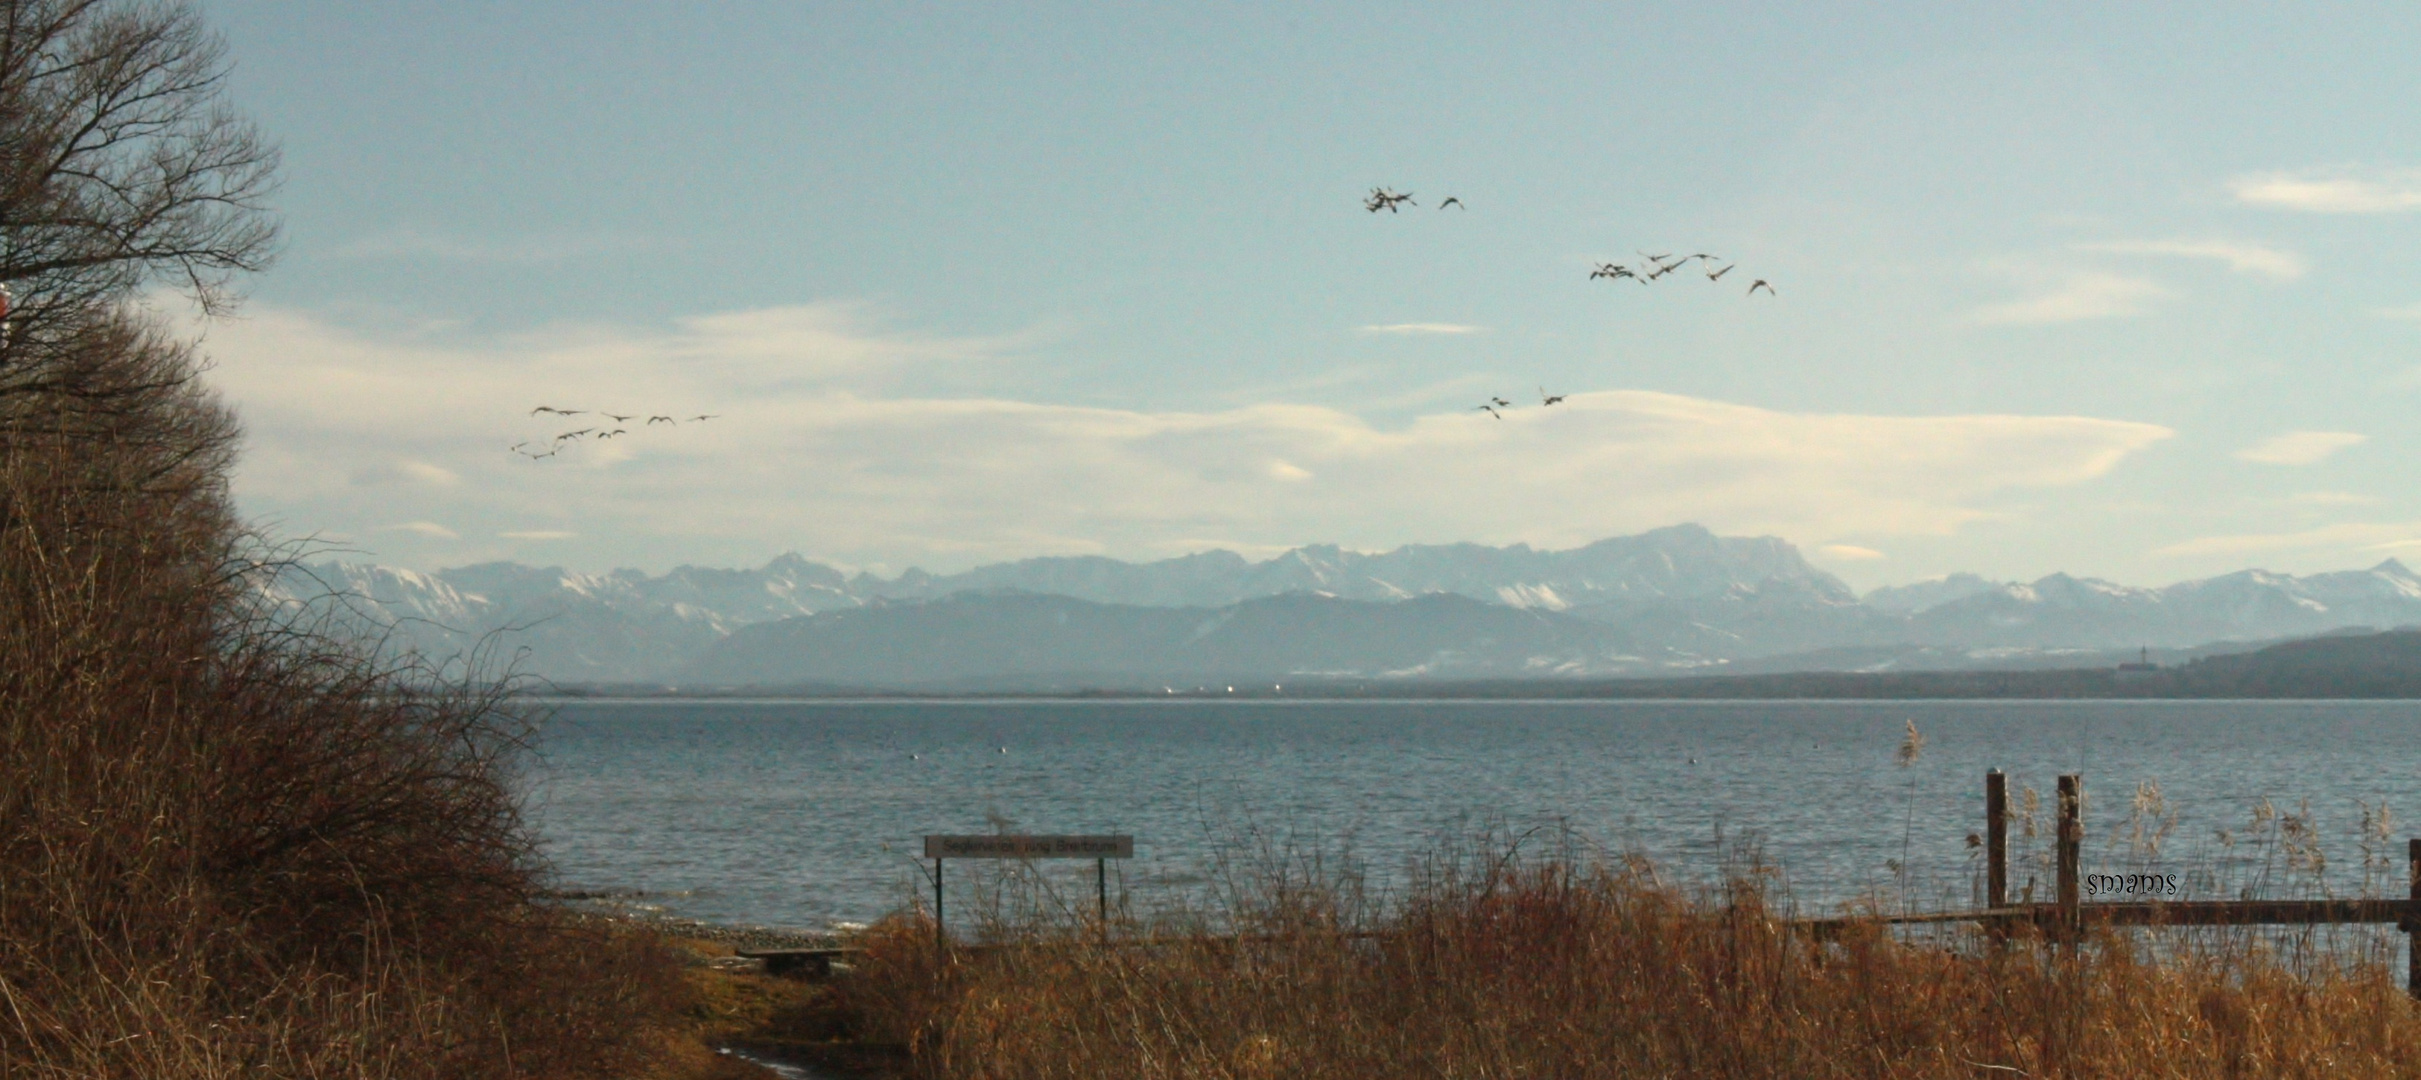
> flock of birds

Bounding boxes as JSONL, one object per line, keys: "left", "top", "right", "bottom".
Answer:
{"left": 1592, "top": 251, "right": 1773, "bottom": 297}
{"left": 511, "top": 406, "right": 718, "bottom": 460}
{"left": 1365, "top": 185, "right": 1776, "bottom": 420}
{"left": 510, "top": 189, "right": 1772, "bottom": 459}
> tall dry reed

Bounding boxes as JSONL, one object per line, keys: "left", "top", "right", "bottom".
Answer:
{"left": 837, "top": 845, "right": 2421, "bottom": 1079}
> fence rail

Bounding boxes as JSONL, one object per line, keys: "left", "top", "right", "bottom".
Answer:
{"left": 1801, "top": 771, "right": 2421, "bottom": 997}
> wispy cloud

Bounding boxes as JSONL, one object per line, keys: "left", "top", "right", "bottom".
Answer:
{"left": 2235, "top": 431, "right": 2366, "bottom": 466}
{"left": 1817, "top": 544, "right": 1885, "bottom": 561}
{"left": 1356, "top": 323, "right": 1484, "bottom": 335}
{"left": 377, "top": 521, "right": 459, "bottom": 539}
{"left": 2289, "top": 491, "right": 2385, "bottom": 507}
{"left": 2230, "top": 168, "right": 2421, "bottom": 213}
{"left": 2155, "top": 521, "right": 2421, "bottom": 558}
{"left": 1971, "top": 273, "right": 2170, "bottom": 326}
{"left": 2077, "top": 239, "right": 2306, "bottom": 280}
{"left": 201, "top": 304, "right": 2175, "bottom": 570}
{"left": 349, "top": 460, "right": 460, "bottom": 487}
{"left": 333, "top": 229, "right": 655, "bottom": 264}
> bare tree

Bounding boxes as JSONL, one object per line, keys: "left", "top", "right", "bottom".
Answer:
{"left": 0, "top": 0, "right": 278, "bottom": 358}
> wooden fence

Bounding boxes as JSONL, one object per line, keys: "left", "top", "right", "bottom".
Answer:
{"left": 1805, "top": 770, "right": 2421, "bottom": 996}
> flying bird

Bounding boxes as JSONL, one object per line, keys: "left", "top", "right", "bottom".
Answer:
{"left": 1747, "top": 279, "right": 1775, "bottom": 297}
{"left": 602, "top": 413, "right": 635, "bottom": 423}
{"left": 1706, "top": 264, "right": 1735, "bottom": 282}
{"left": 1364, "top": 187, "right": 1415, "bottom": 213}
{"left": 647, "top": 415, "right": 676, "bottom": 425}
{"left": 1639, "top": 251, "right": 1673, "bottom": 265}
{"left": 1540, "top": 387, "right": 1566, "bottom": 406}
{"left": 1438, "top": 196, "right": 1464, "bottom": 210}
{"left": 1590, "top": 263, "right": 1634, "bottom": 281}
{"left": 1475, "top": 404, "right": 1503, "bottom": 419}
{"left": 594, "top": 429, "right": 627, "bottom": 440}
{"left": 555, "top": 428, "right": 595, "bottom": 441}
{"left": 530, "top": 406, "right": 582, "bottom": 417}
{"left": 1490, "top": 396, "right": 1512, "bottom": 408}
{"left": 688, "top": 414, "right": 719, "bottom": 422}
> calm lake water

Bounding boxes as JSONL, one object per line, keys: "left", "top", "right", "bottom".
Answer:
{"left": 524, "top": 699, "right": 2421, "bottom": 932}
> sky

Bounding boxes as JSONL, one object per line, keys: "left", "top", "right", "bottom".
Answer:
{"left": 188, "top": 1, "right": 2421, "bottom": 590}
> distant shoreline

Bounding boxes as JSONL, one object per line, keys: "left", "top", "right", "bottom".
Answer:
{"left": 527, "top": 631, "right": 2421, "bottom": 702}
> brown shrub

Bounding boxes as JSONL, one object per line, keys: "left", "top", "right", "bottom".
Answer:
{"left": 0, "top": 311, "right": 692, "bottom": 1075}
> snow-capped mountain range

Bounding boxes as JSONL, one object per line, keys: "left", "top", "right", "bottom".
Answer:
{"left": 268, "top": 524, "right": 2421, "bottom": 686}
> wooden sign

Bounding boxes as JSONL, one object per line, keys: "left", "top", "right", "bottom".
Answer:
{"left": 924, "top": 834, "right": 1133, "bottom": 859}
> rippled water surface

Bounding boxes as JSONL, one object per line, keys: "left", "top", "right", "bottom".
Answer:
{"left": 525, "top": 699, "right": 2421, "bottom": 930}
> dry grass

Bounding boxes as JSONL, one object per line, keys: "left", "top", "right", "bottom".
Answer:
{"left": 831, "top": 852, "right": 2421, "bottom": 1079}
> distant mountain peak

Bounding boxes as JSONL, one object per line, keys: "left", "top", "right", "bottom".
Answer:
{"left": 269, "top": 526, "right": 2421, "bottom": 687}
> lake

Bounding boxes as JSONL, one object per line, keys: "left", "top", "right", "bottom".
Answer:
{"left": 525, "top": 698, "right": 2421, "bottom": 931}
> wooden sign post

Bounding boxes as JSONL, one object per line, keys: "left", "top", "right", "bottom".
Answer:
{"left": 922, "top": 834, "right": 1135, "bottom": 952}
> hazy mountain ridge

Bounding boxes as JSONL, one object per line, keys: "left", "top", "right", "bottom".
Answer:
{"left": 271, "top": 527, "right": 2421, "bottom": 685}
{"left": 683, "top": 591, "right": 1669, "bottom": 689}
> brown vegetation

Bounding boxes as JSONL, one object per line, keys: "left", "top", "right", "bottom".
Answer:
{"left": 830, "top": 856, "right": 2421, "bottom": 1079}
{"left": 0, "top": 209, "right": 700, "bottom": 1080}
{"left": 0, "top": 3, "right": 709, "bottom": 1076}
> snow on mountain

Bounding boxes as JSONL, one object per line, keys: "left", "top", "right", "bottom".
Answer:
{"left": 1903, "top": 560, "right": 2421, "bottom": 649}
{"left": 266, "top": 529, "right": 2421, "bottom": 686}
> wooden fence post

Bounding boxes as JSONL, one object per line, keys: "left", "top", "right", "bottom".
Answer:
{"left": 1985, "top": 770, "right": 2009, "bottom": 951}
{"left": 2057, "top": 775, "right": 2081, "bottom": 941}
{"left": 1986, "top": 770, "right": 2008, "bottom": 909}
{"left": 2407, "top": 839, "right": 2419, "bottom": 998}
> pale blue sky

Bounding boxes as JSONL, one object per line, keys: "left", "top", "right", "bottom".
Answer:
{"left": 197, "top": 2, "right": 2421, "bottom": 588}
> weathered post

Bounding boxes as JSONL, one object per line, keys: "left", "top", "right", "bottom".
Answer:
{"left": 2057, "top": 775, "right": 2082, "bottom": 941}
{"left": 934, "top": 857, "right": 946, "bottom": 959}
{"left": 2407, "top": 838, "right": 2420, "bottom": 998}
{"left": 1985, "top": 770, "right": 2010, "bottom": 951}
{"left": 1097, "top": 857, "right": 1109, "bottom": 940}
{"left": 1986, "top": 770, "right": 2008, "bottom": 909}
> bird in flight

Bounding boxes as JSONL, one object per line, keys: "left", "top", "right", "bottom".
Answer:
{"left": 594, "top": 429, "right": 628, "bottom": 440}
{"left": 647, "top": 415, "right": 676, "bottom": 425}
{"left": 1540, "top": 387, "right": 1566, "bottom": 406}
{"left": 1475, "top": 403, "right": 1503, "bottom": 419}
{"left": 1438, "top": 196, "right": 1464, "bottom": 210}
{"left": 1364, "top": 187, "right": 1416, "bottom": 213}
{"left": 1590, "top": 263, "right": 1634, "bottom": 281}
{"left": 554, "top": 428, "right": 595, "bottom": 441}
{"left": 1706, "top": 264, "right": 1735, "bottom": 282}
{"left": 1490, "top": 396, "right": 1512, "bottom": 408}
{"left": 689, "top": 414, "right": 720, "bottom": 422}
{"left": 531, "top": 406, "right": 583, "bottom": 417}
{"left": 602, "top": 413, "right": 635, "bottom": 423}
{"left": 1747, "top": 279, "right": 1775, "bottom": 297}
{"left": 1639, "top": 251, "right": 1673, "bottom": 265}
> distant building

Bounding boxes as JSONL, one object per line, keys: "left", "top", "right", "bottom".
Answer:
{"left": 2115, "top": 645, "right": 2160, "bottom": 680}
